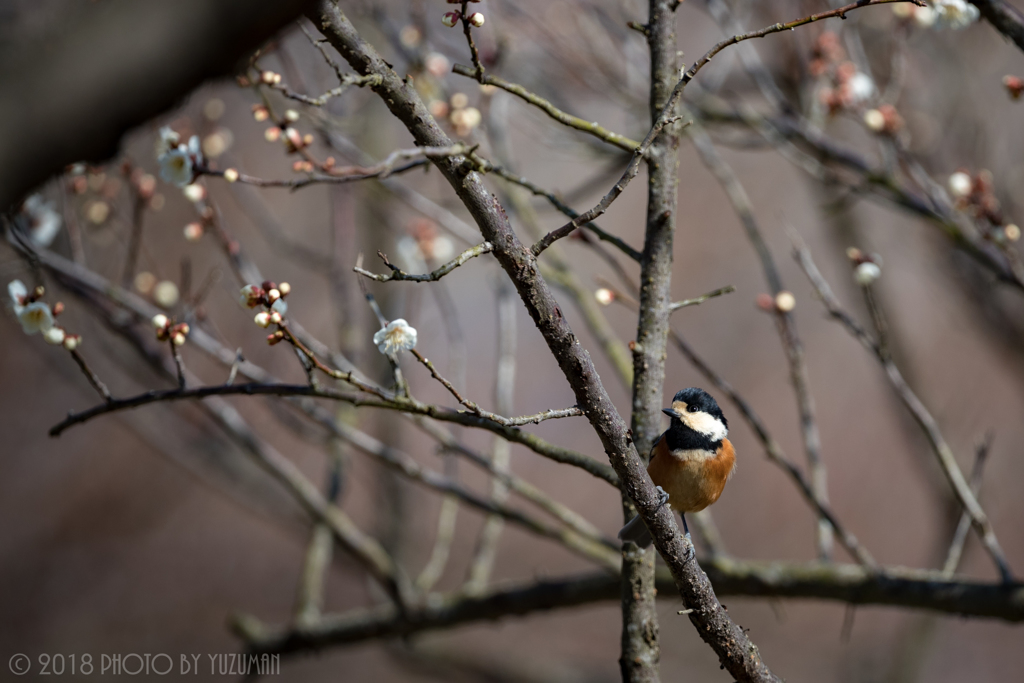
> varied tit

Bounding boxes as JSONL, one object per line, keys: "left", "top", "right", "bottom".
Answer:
{"left": 618, "top": 387, "right": 736, "bottom": 548}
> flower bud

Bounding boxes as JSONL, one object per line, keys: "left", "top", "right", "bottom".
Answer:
{"left": 267, "top": 288, "right": 281, "bottom": 303}
{"left": 284, "top": 109, "right": 300, "bottom": 122}
{"left": 442, "top": 11, "right": 460, "bottom": 27}
{"left": 854, "top": 261, "right": 882, "bottom": 285}
{"left": 269, "top": 311, "right": 282, "bottom": 325}
{"left": 152, "top": 314, "right": 169, "bottom": 329}
{"left": 277, "top": 282, "right": 291, "bottom": 296}
{"left": 43, "top": 327, "right": 66, "bottom": 345}
{"left": 1004, "top": 224, "right": 1021, "bottom": 242}
{"left": 172, "top": 332, "right": 187, "bottom": 346}
{"left": 1003, "top": 75, "right": 1024, "bottom": 100}
{"left": 52, "top": 301, "right": 65, "bottom": 316}
{"left": 183, "top": 222, "right": 204, "bottom": 241}
{"left": 948, "top": 171, "right": 972, "bottom": 199}
{"left": 775, "top": 291, "right": 796, "bottom": 312}
{"left": 863, "top": 108, "right": 885, "bottom": 132}
{"left": 594, "top": 288, "right": 615, "bottom": 306}
{"left": 224, "top": 168, "right": 239, "bottom": 183}
{"left": 468, "top": 12, "right": 485, "bottom": 27}
{"left": 63, "top": 334, "right": 81, "bottom": 351}
{"left": 254, "top": 311, "right": 272, "bottom": 328}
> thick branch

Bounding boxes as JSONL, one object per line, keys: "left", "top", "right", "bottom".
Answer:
{"left": 234, "top": 560, "right": 1024, "bottom": 656}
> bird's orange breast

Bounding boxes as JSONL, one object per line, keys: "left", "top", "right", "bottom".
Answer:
{"left": 647, "top": 436, "right": 735, "bottom": 513}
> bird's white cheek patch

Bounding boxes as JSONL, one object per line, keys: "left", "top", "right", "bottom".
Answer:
{"left": 683, "top": 411, "right": 728, "bottom": 442}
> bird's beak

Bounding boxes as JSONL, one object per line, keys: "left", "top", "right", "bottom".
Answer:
{"left": 662, "top": 408, "right": 678, "bottom": 419}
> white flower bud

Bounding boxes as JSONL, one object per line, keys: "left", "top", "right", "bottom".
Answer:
{"left": 285, "top": 109, "right": 300, "bottom": 123}
{"left": 239, "top": 284, "right": 262, "bottom": 309}
{"left": 863, "top": 109, "right": 886, "bottom": 132}
{"left": 224, "top": 168, "right": 239, "bottom": 183}
{"left": 63, "top": 335, "right": 80, "bottom": 351}
{"left": 775, "top": 291, "right": 796, "bottom": 312}
{"left": 43, "top": 326, "right": 66, "bottom": 345}
{"left": 183, "top": 183, "right": 205, "bottom": 203}
{"left": 594, "top": 288, "right": 615, "bottom": 306}
{"left": 277, "top": 282, "right": 291, "bottom": 296}
{"left": 254, "top": 311, "right": 271, "bottom": 328}
{"left": 441, "top": 11, "right": 460, "bottom": 27}
{"left": 152, "top": 314, "right": 169, "bottom": 329}
{"left": 468, "top": 12, "right": 485, "bottom": 27}
{"left": 269, "top": 311, "right": 282, "bottom": 325}
{"left": 854, "top": 262, "right": 882, "bottom": 285}
{"left": 153, "top": 280, "right": 180, "bottom": 308}
{"left": 172, "top": 332, "right": 187, "bottom": 346}
{"left": 1004, "top": 224, "right": 1021, "bottom": 242}
{"left": 948, "top": 171, "right": 972, "bottom": 198}
{"left": 267, "top": 288, "right": 281, "bottom": 303}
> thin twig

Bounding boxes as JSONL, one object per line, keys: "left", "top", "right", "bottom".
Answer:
{"left": 69, "top": 349, "right": 112, "bottom": 402}
{"left": 452, "top": 65, "right": 641, "bottom": 153}
{"left": 411, "top": 349, "right": 583, "bottom": 427}
{"left": 669, "top": 285, "right": 736, "bottom": 311}
{"left": 354, "top": 242, "right": 493, "bottom": 283}
{"left": 943, "top": 435, "right": 993, "bottom": 577}
{"left": 170, "top": 339, "right": 186, "bottom": 389}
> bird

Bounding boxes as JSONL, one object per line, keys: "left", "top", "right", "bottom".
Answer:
{"left": 618, "top": 387, "right": 736, "bottom": 549}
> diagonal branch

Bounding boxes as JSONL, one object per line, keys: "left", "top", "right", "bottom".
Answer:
{"left": 354, "top": 242, "right": 493, "bottom": 283}
{"left": 790, "top": 231, "right": 1014, "bottom": 583}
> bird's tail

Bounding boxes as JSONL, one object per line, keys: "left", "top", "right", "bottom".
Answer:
{"left": 617, "top": 514, "right": 654, "bottom": 548}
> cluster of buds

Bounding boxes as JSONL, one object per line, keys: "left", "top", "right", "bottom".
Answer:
{"left": 756, "top": 291, "right": 796, "bottom": 313}
{"left": 863, "top": 104, "right": 904, "bottom": 136}
{"left": 811, "top": 33, "right": 875, "bottom": 115}
{"left": 442, "top": 0, "right": 484, "bottom": 28}
{"left": 8, "top": 280, "right": 80, "bottom": 349}
{"left": 260, "top": 70, "right": 283, "bottom": 86}
{"left": 156, "top": 126, "right": 204, "bottom": 188}
{"left": 846, "top": 248, "right": 883, "bottom": 286}
{"left": 239, "top": 281, "right": 291, "bottom": 338}
{"left": 1003, "top": 75, "right": 1024, "bottom": 100}
{"left": 152, "top": 314, "right": 189, "bottom": 346}
{"left": 947, "top": 170, "right": 1021, "bottom": 244}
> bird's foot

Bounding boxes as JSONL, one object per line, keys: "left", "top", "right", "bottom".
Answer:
{"left": 682, "top": 532, "right": 696, "bottom": 563}
{"left": 655, "top": 485, "right": 670, "bottom": 508}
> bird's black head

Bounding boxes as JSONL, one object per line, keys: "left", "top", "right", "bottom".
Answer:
{"left": 662, "top": 387, "right": 728, "bottom": 443}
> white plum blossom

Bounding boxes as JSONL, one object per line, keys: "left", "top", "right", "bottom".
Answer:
{"left": 156, "top": 126, "right": 180, "bottom": 157}
{"left": 932, "top": 0, "right": 980, "bottom": 30}
{"left": 8, "top": 280, "right": 56, "bottom": 335}
{"left": 373, "top": 319, "right": 418, "bottom": 355}
{"left": 854, "top": 262, "right": 882, "bottom": 285}
{"left": 23, "top": 194, "right": 63, "bottom": 247}
{"left": 157, "top": 129, "right": 203, "bottom": 188}
{"left": 8, "top": 279, "right": 28, "bottom": 312}
{"left": 17, "top": 301, "right": 55, "bottom": 335}
{"left": 846, "top": 72, "right": 876, "bottom": 105}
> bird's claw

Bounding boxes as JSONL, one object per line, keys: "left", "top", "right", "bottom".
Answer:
{"left": 655, "top": 485, "right": 670, "bottom": 508}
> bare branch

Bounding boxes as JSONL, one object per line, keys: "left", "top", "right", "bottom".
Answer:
{"left": 233, "top": 560, "right": 1024, "bottom": 656}
{"left": 354, "top": 242, "right": 493, "bottom": 283}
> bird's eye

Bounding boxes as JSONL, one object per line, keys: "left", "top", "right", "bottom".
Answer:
{"left": 688, "top": 404, "right": 699, "bottom": 413}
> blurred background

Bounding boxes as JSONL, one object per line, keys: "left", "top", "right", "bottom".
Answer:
{"left": 2, "top": 0, "right": 1023, "bottom": 680}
